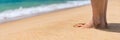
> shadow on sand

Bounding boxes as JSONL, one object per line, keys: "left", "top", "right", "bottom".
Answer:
{"left": 99, "top": 23, "right": 120, "bottom": 33}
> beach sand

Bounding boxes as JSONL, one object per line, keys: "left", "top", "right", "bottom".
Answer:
{"left": 0, "top": 0, "right": 120, "bottom": 40}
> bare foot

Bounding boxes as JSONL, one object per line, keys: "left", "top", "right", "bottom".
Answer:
{"left": 73, "top": 21, "right": 108, "bottom": 29}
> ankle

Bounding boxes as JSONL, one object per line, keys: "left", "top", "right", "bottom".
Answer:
{"left": 94, "top": 22, "right": 108, "bottom": 29}
{"left": 93, "top": 20, "right": 107, "bottom": 27}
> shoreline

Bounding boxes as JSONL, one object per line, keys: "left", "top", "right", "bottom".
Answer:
{"left": 0, "top": 1, "right": 90, "bottom": 24}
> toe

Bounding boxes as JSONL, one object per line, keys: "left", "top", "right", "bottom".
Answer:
{"left": 73, "top": 23, "right": 84, "bottom": 27}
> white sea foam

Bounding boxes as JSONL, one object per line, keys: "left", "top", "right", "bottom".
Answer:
{"left": 0, "top": 0, "right": 90, "bottom": 23}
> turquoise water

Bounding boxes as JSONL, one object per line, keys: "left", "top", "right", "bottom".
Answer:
{"left": 0, "top": 0, "right": 79, "bottom": 12}
{"left": 0, "top": 0, "right": 90, "bottom": 23}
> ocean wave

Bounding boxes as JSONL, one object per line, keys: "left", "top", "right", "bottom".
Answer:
{"left": 0, "top": 0, "right": 90, "bottom": 23}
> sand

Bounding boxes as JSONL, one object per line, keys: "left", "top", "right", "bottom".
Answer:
{"left": 0, "top": 0, "right": 120, "bottom": 40}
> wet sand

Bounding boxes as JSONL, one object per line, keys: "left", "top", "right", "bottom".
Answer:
{"left": 0, "top": 0, "right": 120, "bottom": 40}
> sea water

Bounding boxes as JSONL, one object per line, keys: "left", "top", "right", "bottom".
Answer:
{"left": 0, "top": 0, "right": 90, "bottom": 23}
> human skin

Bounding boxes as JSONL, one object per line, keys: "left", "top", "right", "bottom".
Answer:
{"left": 74, "top": 0, "right": 108, "bottom": 29}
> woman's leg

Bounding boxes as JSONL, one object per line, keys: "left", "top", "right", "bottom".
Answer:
{"left": 74, "top": 0, "right": 108, "bottom": 29}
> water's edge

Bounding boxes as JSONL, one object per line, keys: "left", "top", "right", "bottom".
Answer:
{"left": 0, "top": 1, "right": 90, "bottom": 24}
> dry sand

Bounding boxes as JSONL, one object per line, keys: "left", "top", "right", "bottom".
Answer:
{"left": 0, "top": 0, "right": 120, "bottom": 40}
